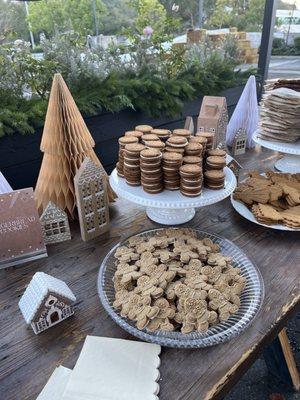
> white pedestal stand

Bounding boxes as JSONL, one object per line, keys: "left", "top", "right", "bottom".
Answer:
{"left": 253, "top": 131, "right": 300, "bottom": 173}
{"left": 109, "top": 168, "right": 236, "bottom": 225}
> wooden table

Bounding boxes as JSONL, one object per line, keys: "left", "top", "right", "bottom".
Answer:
{"left": 0, "top": 147, "right": 299, "bottom": 400}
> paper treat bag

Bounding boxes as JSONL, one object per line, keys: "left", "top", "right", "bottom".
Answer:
{"left": 35, "top": 73, "right": 115, "bottom": 219}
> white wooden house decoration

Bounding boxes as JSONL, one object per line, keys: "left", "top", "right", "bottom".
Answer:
{"left": 19, "top": 272, "right": 76, "bottom": 334}
{"left": 40, "top": 201, "right": 71, "bottom": 245}
{"left": 232, "top": 128, "right": 247, "bottom": 156}
{"left": 197, "top": 96, "right": 228, "bottom": 147}
{"left": 74, "top": 157, "right": 110, "bottom": 242}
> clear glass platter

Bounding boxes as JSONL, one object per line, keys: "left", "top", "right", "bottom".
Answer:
{"left": 97, "top": 228, "right": 264, "bottom": 348}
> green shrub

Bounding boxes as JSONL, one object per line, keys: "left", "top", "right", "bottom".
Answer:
{"left": 272, "top": 37, "right": 285, "bottom": 49}
{"left": 294, "top": 36, "right": 300, "bottom": 51}
{"left": 0, "top": 32, "right": 254, "bottom": 137}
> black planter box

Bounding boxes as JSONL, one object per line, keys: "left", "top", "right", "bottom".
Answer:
{"left": 0, "top": 86, "right": 244, "bottom": 190}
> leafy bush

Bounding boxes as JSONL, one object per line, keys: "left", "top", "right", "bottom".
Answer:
{"left": 272, "top": 37, "right": 285, "bottom": 49}
{"left": 272, "top": 36, "right": 300, "bottom": 56}
{"left": 294, "top": 36, "right": 300, "bottom": 51}
{"left": 0, "top": 30, "right": 254, "bottom": 137}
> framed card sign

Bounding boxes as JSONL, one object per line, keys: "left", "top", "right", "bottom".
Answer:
{"left": 0, "top": 188, "right": 47, "bottom": 269}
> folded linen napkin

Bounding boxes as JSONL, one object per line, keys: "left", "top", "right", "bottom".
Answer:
{"left": 61, "top": 336, "right": 161, "bottom": 400}
{"left": 36, "top": 366, "right": 72, "bottom": 400}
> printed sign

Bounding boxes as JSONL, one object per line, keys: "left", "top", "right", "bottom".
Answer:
{"left": 0, "top": 188, "right": 47, "bottom": 268}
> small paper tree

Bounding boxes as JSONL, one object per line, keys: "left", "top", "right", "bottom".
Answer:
{"left": 35, "top": 73, "right": 115, "bottom": 218}
{"left": 226, "top": 75, "right": 259, "bottom": 149}
{"left": 0, "top": 171, "right": 12, "bottom": 194}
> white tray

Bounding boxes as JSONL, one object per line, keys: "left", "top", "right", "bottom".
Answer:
{"left": 110, "top": 168, "right": 237, "bottom": 225}
{"left": 253, "top": 130, "right": 300, "bottom": 173}
{"left": 230, "top": 195, "right": 299, "bottom": 231}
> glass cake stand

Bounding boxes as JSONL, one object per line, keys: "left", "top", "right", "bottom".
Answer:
{"left": 109, "top": 167, "right": 237, "bottom": 225}
{"left": 253, "top": 130, "right": 300, "bottom": 173}
{"left": 97, "top": 228, "right": 264, "bottom": 348}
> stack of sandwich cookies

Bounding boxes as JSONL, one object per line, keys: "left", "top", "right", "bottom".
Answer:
{"left": 184, "top": 142, "right": 203, "bottom": 157}
{"left": 123, "top": 143, "right": 145, "bottom": 186}
{"left": 135, "top": 125, "right": 153, "bottom": 134}
{"left": 124, "top": 130, "right": 143, "bottom": 140}
{"left": 144, "top": 140, "right": 165, "bottom": 151}
{"left": 141, "top": 133, "right": 159, "bottom": 144}
{"left": 117, "top": 136, "right": 139, "bottom": 177}
{"left": 165, "top": 136, "right": 188, "bottom": 154}
{"left": 183, "top": 156, "right": 202, "bottom": 166}
{"left": 207, "top": 148, "right": 226, "bottom": 158}
{"left": 204, "top": 170, "right": 225, "bottom": 190}
{"left": 140, "top": 148, "right": 163, "bottom": 194}
{"left": 205, "top": 156, "right": 226, "bottom": 170}
{"left": 172, "top": 129, "right": 191, "bottom": 139}
{"left": 162, "top": 152, "right": 183, "bottom": 190}
{"left": 190, "top": 135, "right": 207, "bottom": 155}
{"left": 151, "top": 129, "right": 171, "bottom": 141}
{"left": 179, "top": 164, "right": 203, "bottom": 197}
{"left": 196, "top": 132, "right": 215, "bottom": 151}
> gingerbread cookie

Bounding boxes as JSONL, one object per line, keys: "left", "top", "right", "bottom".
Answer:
{"left": 112, "top": 229, "right": 246, "bottom": 334}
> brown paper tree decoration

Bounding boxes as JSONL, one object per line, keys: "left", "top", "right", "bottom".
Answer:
{"left": 35, "top": 73, "right": 115, "bottom": 219}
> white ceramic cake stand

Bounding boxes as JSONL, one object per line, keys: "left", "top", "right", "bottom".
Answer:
{"left": 109, "top": 168, "right": 236, "bottom": 225}
{"left": 253, "top": 130, "right": 300, "bottom": 173}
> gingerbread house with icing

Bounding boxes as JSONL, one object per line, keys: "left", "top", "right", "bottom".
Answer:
{"left": 19, "top": 272, "right": 76, "bottom": 334}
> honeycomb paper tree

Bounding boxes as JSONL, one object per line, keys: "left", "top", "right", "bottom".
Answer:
{"left": 226, "top": 75, "right": 259, "bottom": 149}
{"left": 35, "top": 73, "right": 115, "bottom": 219}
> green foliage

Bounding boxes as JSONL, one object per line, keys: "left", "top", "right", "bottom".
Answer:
{"left": 0, "top": 90, "right": 46, "bottom": 137}
{"left": 127, "top": 0, "right": 167, "bottom": 35}
{"left": 160, "top": 0, "right": 217, "bottom": 29}
{"left": 272, "top": 37, "right": 285, "bottom": 49}
{"left": 0, "top": 27, "right": 254, "bottom": 137}
{"left": 118, "top": 69, "right": 194, "bottom": 116}
{"left": 27, "top": 0, "right": 105, "bottom": 38}
{"left": 0, "top": 0, "right": 29, "bottom": 44}
{"left": 101, "top": 0, "right": 135, "bottom": 34}
{"left": 207, "top": 0, "right": 265, "bottom": 31}
{"left": 294, "top": 37, "right": 300, "bottom": 51}
{"left": 0, "top": 41, "right": 58, "bottom": 99}
{"left": 271, "top": 37, "right": 300, "bottom": 56}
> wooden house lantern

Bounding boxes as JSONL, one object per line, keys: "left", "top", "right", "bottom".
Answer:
{"left": 74, "top": 157, "right": 110, "bottom": 242}
{"left": 19, "top": 272, "right": 76, "bottom": 334}
{"left": 232, "top": 128, "right": 247, "bottom": 156}
{"left": 197, "top": 96, "right": 228, "bottom": 147}
{"left": 40, "top": 201, "right": 71, "bottom": 245}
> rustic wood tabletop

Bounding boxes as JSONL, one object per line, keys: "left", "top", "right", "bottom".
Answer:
{"left": 0, "top": 146, "right": 299, "bottom": 400}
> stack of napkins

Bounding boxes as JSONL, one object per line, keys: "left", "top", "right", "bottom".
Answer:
{"left": 259, "top": 87, "right": 300, "bottom": 143}
{"left": 37, "top": 336, "right": 161, "bottom": 400}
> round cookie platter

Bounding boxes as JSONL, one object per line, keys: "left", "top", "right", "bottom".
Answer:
{"left": 97, "top": 228, "right": 264, "bottom": 348}
{"left": 253, "top": 130, "right": 300, "bottom": 174}
{"left": 230, "top": 171, "right": 300, "bottom": 231}
{"left": 230, "top": 194, "right": 299, "bottom": 231}
{"left": 109, "top": 167, "right": 237, "bottom": 225}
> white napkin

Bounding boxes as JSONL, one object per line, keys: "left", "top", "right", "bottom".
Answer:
{"left": 61, "top": 336, "right": 161, "bottom": 400}
{"left": 37, "top": 366, "right": 72, "bottom": 400}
